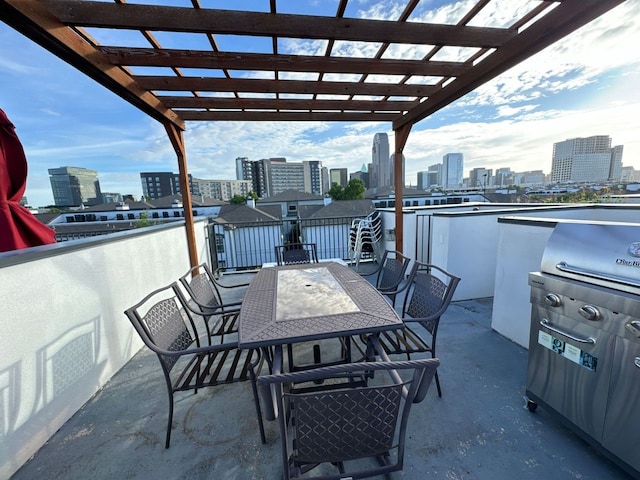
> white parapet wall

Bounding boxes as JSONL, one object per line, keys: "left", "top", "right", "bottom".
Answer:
{"left": 491, "top": 214, "right": 640, "bottom": 348}
{"left": 491, "top": 217, "right": 557, "bottom": 348}
{"left": 0, "top": 220, "right": 207, "bottom": 479}
{"left": 378, "top": 203, "right": 640, "bottom": 347}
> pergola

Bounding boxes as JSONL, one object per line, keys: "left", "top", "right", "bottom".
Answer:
{"left": 0, "top": 0, "right": 625, "bottom": 267}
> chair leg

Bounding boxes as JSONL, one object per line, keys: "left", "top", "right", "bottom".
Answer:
{"left": 249, "top": 361, "right": 267, "bottom": 444}
{"left": 287, "top": 344, "right": 295, "bottom": 372}
{"left": 165, "top": 393, "right": 174, "bottom": 448}
{"left": 434, "top": 370, "right": 442, "bottom": 397}
{"left": 342, "top": 336, "right": 352, "bottom": 363}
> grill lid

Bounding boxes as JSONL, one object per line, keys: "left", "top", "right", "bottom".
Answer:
{"left": 541, "top": 222, "right": 640, "bottom": 293}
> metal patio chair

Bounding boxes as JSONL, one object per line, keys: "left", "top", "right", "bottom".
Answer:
{"left": 124, "top": 282, "right": 266, "bottom": 447}
{"left": 274, "top": 243, "right": 318, "bottom": 266}
{"left": 258, "top": 358, "right": 440, "bottom": 480}
{"left": 370, "top": 261, "right": 460, "bottom": 397}
{"left": 359, "top": 249, "right": 413, "bottom": 306}
{"left": 179, "top": 262, "right": 247, "bottom": 341}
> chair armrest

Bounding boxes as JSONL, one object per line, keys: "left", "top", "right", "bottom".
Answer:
{"left": 366, "top": 335, "right": 439, "bottom": 404}
{"left": 357, "top": 262, "right": 384, "bottom": 278}
{"left": 215, "top": 279, "right": 250, "bottom": 289}
{"left": 132, "top": 327, "right": 244, "bottom": 358}
{"left": 182, "top": 298, "right": 242, "bottom": 315}
{"left": 377, "top": 277, "right": 411, "bottom": 295}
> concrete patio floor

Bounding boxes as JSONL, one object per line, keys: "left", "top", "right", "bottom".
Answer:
{"left": 10, "top": 273, "right": 635, "bottom": 480}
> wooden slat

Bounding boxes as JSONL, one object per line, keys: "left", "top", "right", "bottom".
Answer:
{"left": 99, "top": 47, "right": 470, "bottom": 77}
{"left": 159, "top": 96, "right": 415, "bottom": 112}
{"left": 136, "top": 76, "right": 436, "bottom": 97}
{"left": 42, "top": 0, "right": 515, "bottom": 48}
{"left": 177, "top": 111, "right": 399, "bottom": 122}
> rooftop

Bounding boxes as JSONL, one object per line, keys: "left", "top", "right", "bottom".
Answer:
{"left": 9, "top": 272, "right": 633, "bottom": 480}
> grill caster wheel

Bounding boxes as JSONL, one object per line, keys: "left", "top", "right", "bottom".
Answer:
{"left": 527, "top": 399, "right": 537, "bottom": 413}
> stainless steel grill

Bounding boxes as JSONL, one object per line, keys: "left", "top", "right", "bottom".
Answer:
{"left": 526, "top": 222, "right": 640, "bottom": 479}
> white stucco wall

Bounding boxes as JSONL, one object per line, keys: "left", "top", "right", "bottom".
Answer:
{"left": 0, "top": 221, "right": 207, "bottom": 479}
{"left": 491, "top": 218, "right": 556, "bottom": 347}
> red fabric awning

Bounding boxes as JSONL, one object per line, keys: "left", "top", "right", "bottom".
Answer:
{"left": 0, "top": 109, "right": 56, "bottom": 252}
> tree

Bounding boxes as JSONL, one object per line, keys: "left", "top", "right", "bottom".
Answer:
{"left": 327, "top": 178, "right": 365, "bottom": 200}
{"left": 230, "top": 194, "right": 248, "bottom": 205}
{"left": 135, "top": 212, "right": 156, "bottom": 228}
{"left": 327, "top": 182, "right": 344, "bottom": 200}
{"left": 343, "top": 178, "right": 365, "bottom": 199}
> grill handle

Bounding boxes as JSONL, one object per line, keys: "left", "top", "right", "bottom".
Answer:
{"left": 556, "top": 262, "right": 640, "bottom": 289}
{"left": 540, "top": 319, "right": 596, "bottom": 345}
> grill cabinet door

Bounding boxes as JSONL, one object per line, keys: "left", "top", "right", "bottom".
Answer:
{"left": 526, "top": 304, "right": 615, "bottom": 441}
{"left": 601, "top": 335, "right": 640, "bottom": 473}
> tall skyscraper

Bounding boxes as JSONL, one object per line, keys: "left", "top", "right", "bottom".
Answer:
{"left": 48, "top": 166, "right": 102, "bottom": 207}
{"left": 371, "top": 133, "right": 390, "bottom": 188}
{"left": 442, "top": 153, "right": 464, "bottom": 189}
{"left": 550, "top": 135, "right": 624, "bottom": 183}
{"left": 140, "top": 172, "right": 191, "bottom": 199}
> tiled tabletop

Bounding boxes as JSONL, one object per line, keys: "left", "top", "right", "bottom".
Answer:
{"left": 238, "top": 262, "right": 403, "bottom": 349}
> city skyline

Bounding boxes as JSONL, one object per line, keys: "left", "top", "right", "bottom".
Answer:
{"left": 1, "top": 1, "right": 639, "bottom": 207}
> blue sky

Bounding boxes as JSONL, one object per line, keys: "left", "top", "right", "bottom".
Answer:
{"left": 1, "top": 0, "right": 639, "bottom": 207}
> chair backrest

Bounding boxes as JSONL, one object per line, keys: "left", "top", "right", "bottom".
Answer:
{"left": 274, "top": 243, "right": 318, "bottom": 266}
{"left": 179, "top": 263, "right": 224, "bottom": 314}
{"left": 124, "top": 283, "right": 198, "bottom": 373}
{"left": 402, "top": 262, "right": 461, "bottom": 335}
{"left": 376, "top": 250, "right": 411, "bottom": 291}
{"left": 258, "top": 359, "right": 439, "bottom": 479}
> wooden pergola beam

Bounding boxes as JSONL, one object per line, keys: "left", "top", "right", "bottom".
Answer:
{"left": 135, "top": 76, "right": 437, "bottom": 98}
{"left": 160, "top": 96, "right": 415, "bottom": 112}
{"left": 175, "top": 111, "right": 399, "bottom": 122}
{"left": 42, "top": 0, "right": 515, "bottom": 48}
{"left": 99, "top": 47, "right": 471, "bottom": 78}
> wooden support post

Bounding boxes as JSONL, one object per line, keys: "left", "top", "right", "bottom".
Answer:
{"left": 164, "top": 122, "right": 199, "bottom": 269}
{"left": 393, "top": 123, "right": 412, "bottom": 254}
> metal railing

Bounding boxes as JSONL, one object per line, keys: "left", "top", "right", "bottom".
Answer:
{"left": 207, "top": 215, "right": 368, "bottom": 271}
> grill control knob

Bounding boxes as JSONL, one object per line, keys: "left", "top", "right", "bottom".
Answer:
{"left": 544, "top": 293, "right": 562, "bottom": 307}
{"left": 579, "top": 305, "right": 600, "bottom": 321}
{"left": 626, "top": 321, "right": 640, "bottom": 337}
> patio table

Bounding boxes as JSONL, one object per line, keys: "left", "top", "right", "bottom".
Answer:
{"left": 238, "top": 261, "right": 404, "bottom": 419}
